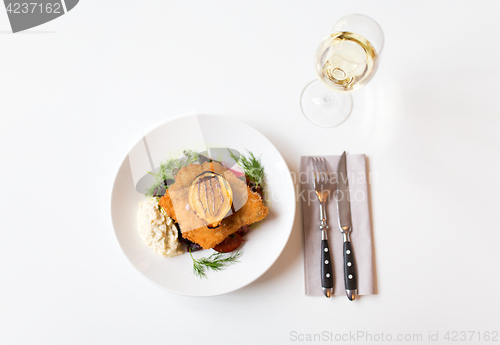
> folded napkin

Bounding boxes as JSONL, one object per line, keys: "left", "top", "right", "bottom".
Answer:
{"left": 300, "top": 155, "right": 375, "bottom": 296}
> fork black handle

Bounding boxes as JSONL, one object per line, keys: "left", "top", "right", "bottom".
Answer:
{"left": 321, "top": 238, "right": 333, "bottom": 295}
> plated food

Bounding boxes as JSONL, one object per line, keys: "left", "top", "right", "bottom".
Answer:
{"left": 111, "top": 114, "right": 295, "bottom": 296}
{"left": 137, "top": 150, "right": 269, "bottom": 277}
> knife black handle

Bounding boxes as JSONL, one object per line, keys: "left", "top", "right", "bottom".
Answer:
{"left": 343, "top": 241, "right": 357, "bottom": 291}
{"left": 321, "top": 239, "right": 333, "bottom": 289}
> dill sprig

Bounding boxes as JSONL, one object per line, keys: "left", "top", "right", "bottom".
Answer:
{"left": 190, "top": 249, "right": 242, "bottom": 279}
{"left": 228, "top": 149, "right": 265, "bottom": 187}
{"left": 146, "top": 150, "right": 199, "bottom": 196}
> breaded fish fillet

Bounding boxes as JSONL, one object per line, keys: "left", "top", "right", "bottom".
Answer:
{"left": 159, "top": 162, "right": 268, "bottom": 249}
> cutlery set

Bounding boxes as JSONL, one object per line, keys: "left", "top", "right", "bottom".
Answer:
{"left": 312, "top": 152, "right": 357, "bottom": 300}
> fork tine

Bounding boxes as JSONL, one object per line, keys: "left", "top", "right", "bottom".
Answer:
{"left": 320, "top": 157, "right": 330, "bottom": 184}
{"left": 314, "top": 157, "right": 322, "bottom": 183}
{"left": 311, "top": 158, "right": 318, "bottom": 187}
{"left": 323, "top": 159, "right": 328, "bottom": 183}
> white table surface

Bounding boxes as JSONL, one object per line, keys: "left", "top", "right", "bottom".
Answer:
{"left": 1, "top": 1, "right": 500, "bottom": 344}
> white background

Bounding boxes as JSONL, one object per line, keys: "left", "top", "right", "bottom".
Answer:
{"left": 1, "top": 1, "right": 500, "bottom": 344}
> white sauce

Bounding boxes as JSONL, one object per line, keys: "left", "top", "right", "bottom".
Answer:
{"left": 137, "top": 198, "right": 184, "bottom": 257}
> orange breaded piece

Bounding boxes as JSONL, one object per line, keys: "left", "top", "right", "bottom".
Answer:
{"left": 159, "top": 187, "right": 268, "bottom": 249}
{"left": 158, "top": 162, "right": 269, "bottom": 249}
{"left": 165, "top": 161, "right": 250, "bottom": 232}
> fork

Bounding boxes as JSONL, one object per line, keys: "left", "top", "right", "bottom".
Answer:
{"left": 312, "top": 157, "right": 334, "bottom": 298}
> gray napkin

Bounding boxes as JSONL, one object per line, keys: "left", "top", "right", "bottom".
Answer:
{"left": 300, "top": 155, "right": 375, "bottom": 296}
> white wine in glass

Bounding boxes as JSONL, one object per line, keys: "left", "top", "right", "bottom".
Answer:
{"left": 301, "top": 14, "right": 384, "bottom": 127}
{"left": 317, "top": 31, "right": 378, "bottom": 92}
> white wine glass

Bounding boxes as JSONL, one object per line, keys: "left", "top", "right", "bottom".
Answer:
{"left": 300, "top": 14, "right": 384, "bottom": 127}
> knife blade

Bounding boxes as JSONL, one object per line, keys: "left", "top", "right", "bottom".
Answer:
{"left": 336, "top": 151, "right": 357, "bottom": 301}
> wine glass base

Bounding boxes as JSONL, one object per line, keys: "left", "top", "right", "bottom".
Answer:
{"left": 300, "top": 80, "right": 353, "bottom": 128}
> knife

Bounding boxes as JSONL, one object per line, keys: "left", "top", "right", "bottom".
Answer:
{"left": 336, "top": 152, "right": 357, "bottom": 301}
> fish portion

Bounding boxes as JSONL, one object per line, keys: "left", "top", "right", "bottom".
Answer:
{"left": 159, "top": 161, "right": 269, "bottom": 249}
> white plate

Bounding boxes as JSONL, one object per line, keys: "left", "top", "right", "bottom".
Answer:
{"left": 110, "top": 114, "right": 295, "bottom": 296}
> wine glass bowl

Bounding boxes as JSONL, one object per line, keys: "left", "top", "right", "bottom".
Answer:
{"left": 315, "top": 31, "right": 378, "bottom": 93}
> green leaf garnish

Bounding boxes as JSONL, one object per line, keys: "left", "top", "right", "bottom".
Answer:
{"left": 146, "top": 150, "right": 199, "bottom": 196}
{"left": 190, "top": 249, "right": 242, "bottom": 279}
{"left": 228, "top": 149, "right": 265, "bottom": 187}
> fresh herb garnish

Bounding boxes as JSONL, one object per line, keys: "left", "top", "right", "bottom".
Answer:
{"left": 146, "top": 150, "right": 199, "bottom": 196}
{"left": 190, "top": 249, "right": 242, "bottom": 279}
{"left": 228, "top": 149, "right": 265, "bottom": 187}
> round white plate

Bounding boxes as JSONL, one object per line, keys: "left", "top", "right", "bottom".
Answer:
{"left": 110, "top": 114, "right": 295, "bottom": 296}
